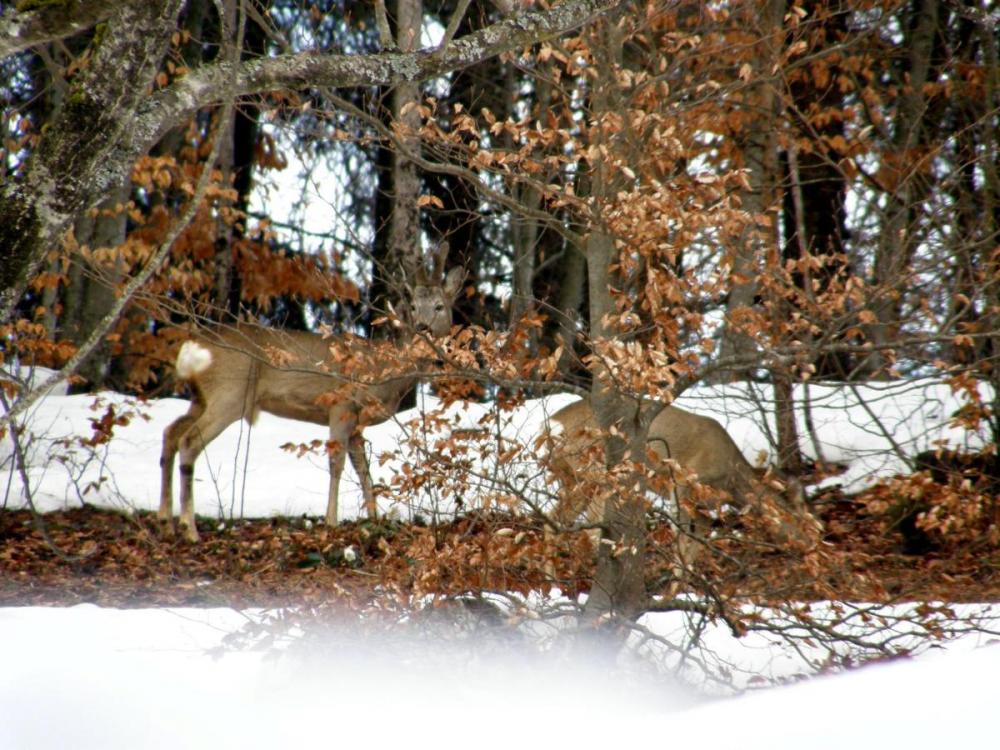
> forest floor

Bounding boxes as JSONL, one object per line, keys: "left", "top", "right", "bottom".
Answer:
{"left": 2, "top": 499, "right": 1000, "bottom": 608}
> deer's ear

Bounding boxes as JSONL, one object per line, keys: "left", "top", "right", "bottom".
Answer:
{"left": 389, "top": 298, "right": 411, "bottom": 324}
{"left": 444, "top": 266, "right": 465, "bottom": 297}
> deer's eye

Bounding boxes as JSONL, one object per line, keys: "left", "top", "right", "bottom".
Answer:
{"left": 435, "top": 304, "right": 445, "bottom": 312}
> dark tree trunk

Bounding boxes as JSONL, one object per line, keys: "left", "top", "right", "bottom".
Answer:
{"left": 369, "top": 105, "right": 396, "bottom": 338}
{"left": 781, "top": 1, "right": 852, "bottom": 380}
{"left": 217, "top": 8, "right": 267, "bottom": 319}
{"left": 61, "top": 185, "right": 129, "bottom": 389}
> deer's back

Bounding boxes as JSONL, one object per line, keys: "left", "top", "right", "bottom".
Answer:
{"left": 191, "top": 325, "right": 413, "bottom": 427}
{"left": 550, "top": 398, "right": 757, "bottom": 495}
{"left": 200, "top": 326, "right": 332, "bottom": 366}
{"left": 550, "top": 398, "right": 813, "bottom": 538}
{"left": 648, "top": 405, "right": 757, "bottom": 492}
{"left": 183, "top": 326, "right": 344, "bottom": 425}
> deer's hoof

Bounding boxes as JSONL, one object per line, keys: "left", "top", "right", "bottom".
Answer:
{"left": 179, "top": 521, "right": 200, "bottom": 544}
{"left": 156, "top": 516, "right": 176, "bottom": 538}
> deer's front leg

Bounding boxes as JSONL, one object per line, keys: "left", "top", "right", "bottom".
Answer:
{"left": 348, "top": 434, "right": 377, "bottom": 519}
{"left": 326, "top": 443, "right": 346, "bottom": 527}
{"left": 326, "top": 414, "right": 352, "bottom": 526}
{"left": 669, "top": 487, "right": 710, "bottom": 594}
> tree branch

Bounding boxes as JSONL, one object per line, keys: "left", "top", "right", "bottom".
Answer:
{"left": 322, "top": 90, "right": 586, "bottom": 248}
{"left": 1, "top": 30, "right": 238, "bottom": 429}
{"left": 374, "top": 0, "right": 395, "bottom": 51}
{"left": 143, "top": 0, "right": 621, "bottom": 145}
{"left": 0, "top": 0, "right": 124, "bottom": 59}
{"left": 439, "top": 0, "right": 473, "bottom": 51}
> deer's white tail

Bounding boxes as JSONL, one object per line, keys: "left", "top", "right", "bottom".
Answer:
{"left": 175, "top": 341, "right": 213, "bottom": 380}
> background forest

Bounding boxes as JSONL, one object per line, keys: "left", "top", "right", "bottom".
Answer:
{"left": 2, "top": 0, "right": 1000, "bottom": 660}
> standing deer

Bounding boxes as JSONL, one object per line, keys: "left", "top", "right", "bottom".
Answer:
{"left": 159, "top": 256, "right": 464, "bottom": 542}
{"left": 546, "top": 397, "right": 817, "bottom": 572}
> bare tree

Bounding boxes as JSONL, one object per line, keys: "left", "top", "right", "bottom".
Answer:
{"left": 0, "top": 0, "right": 621, "bottom": 424}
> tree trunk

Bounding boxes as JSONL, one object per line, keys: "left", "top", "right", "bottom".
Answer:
{"left": 508, "top": 64, "right": 552, "bottom": 330}
{"left": 389, "top": 0, "right": 424, "bottom": 282}
{"left": 551, "top": 236, "right": 588, "bottom": 386}
{"left": 0, "top": 1, "right": 186, "bottom": 324}
{"left": 370, "top": 98, "right": 396, "bottom": 337}
{"left": 781, "top": 0, "right": 852, "bottom": 379}
{"left": 60, "top": 186, "right": 129, "bottom": 388}
{"left": 580, "top": 16, "right": 648, "bottom": 626}
{"left": 863, "top": 0, "right": 940, "bottom": 376}
{"left": 713, "top": 0, "right": 785, "bottom": 382}
{"left": 773, "top": 371, "right": 806, "bottom": 474}
{"left": 215, "top": 3, "right": 266, "bottom": 320}
{"left": 975, "top": 12, "right": 1000, "bottom": 443}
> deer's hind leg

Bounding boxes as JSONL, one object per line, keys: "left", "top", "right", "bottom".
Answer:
{"left": 174, "top": 392, "right": 246, "bottom": 542}
{"left": 159, "top": 410, "right": 201, "bottom": 532}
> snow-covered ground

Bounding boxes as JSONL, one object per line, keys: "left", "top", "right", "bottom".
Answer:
{"left": 1, "top": 369, "right": 996, "bottom": 746}
{"left": 0, "top": 603, "right": 997, "bottom": 748}
{"left": 1, "top": 372, "right": 986, "bottom": 522}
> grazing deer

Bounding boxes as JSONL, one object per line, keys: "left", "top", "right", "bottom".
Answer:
{"left": 159, "top": 256, "right": 464, "bottom": 542}
{"left": 545, "top": 398, "right": 817, "bottom": 573}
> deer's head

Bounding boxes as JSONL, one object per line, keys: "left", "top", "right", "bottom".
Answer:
{"left": 409, "top": 242, "right": 465, "bottom": 336}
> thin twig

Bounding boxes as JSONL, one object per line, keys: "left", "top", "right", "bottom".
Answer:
{"left": 439, "top": 0, "right": 473, "bottom": 51}
{"left": 374, "top": 0, "right": 395, "bottom": 50}
{"left": 0, "top": 388, "right": 94, "bottom": 562}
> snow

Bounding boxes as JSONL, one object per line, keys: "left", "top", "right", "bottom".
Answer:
{"left": 2, "top": 376, "right": 987, "bottom": 520}
{"left": 676, "top": 643, "right": 999, "bottom": 748}
{"left": 1, "top": 372, "right": 997, "bottom": 746}
{"left": 0, "top": 604, "right": 997, "bottom": 748}
{"left": 672, "top": 378, "right": 987, "bottom": 493}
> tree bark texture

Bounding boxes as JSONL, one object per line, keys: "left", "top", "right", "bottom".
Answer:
{"left": 389, "top": 0, "right": 425, "bottom": 285}
{"left": 864, "top": 0, "right": 941, "bottom": 375}
{"left": 713, "top": 0, "right": 785, "bottom": 382}
{"left": 1, "top": 0, "right": 186, "bottom": 322}
{"left": 1, "top": 0, "right": 622, "bottom": 325}
{"left": 61, "top": 185, "right": 129, "bottom": 387}
{"left": 581, "top": 17, "right": 649, "bottom": 625}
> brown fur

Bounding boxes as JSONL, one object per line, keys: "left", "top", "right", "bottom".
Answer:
{"left": 546, "top": 398, "right": 817, "bottom": 571}
{"left": 159, "top": 266, "right": 463, "bottom": 542}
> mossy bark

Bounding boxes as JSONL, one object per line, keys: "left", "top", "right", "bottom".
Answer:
{"left": 2, "top": 0, "right": 621, "bottom": 328}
